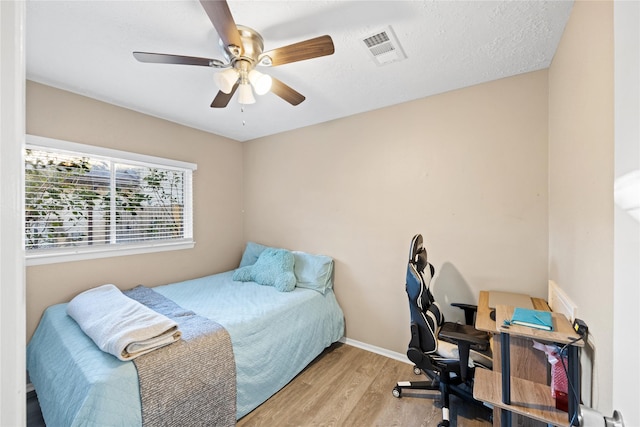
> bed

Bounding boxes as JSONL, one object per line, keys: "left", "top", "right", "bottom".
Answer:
{"left": 27, "top": 244, "right": 345, "bottom": 426}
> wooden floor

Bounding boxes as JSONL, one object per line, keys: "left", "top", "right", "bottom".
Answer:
{"left": 28, "top": 343, "right": 491, "bottom": 427}
{"left": 237, "top": 343, "right": 491, "bottom": 427}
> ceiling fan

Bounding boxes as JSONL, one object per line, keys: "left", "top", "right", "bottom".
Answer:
{"left": 133, "top": 0, "right": 335, "bottom": 108}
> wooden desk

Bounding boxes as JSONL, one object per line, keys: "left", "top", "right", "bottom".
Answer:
{"left": 473, "top": 291, "right": 584, "bottom": 427}
{"left": 476, "top": 291, "right": 549, "bottom": 332}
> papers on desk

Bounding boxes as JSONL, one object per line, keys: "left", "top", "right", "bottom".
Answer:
{"left": 511, "top": 307, "right": 553, "bottom": 331}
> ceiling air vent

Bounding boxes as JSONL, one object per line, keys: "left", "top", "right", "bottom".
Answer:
{"left": 362, "top": 26, "right": 407, "bottom": 66}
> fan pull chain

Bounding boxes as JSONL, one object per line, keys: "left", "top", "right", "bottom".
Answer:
{"left": 241, "top": 106, "right": 246, "bottom": 126}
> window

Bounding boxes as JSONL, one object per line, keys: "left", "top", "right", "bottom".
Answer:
{"left": 25, "top": 135, "right": 196, "bottom": 265}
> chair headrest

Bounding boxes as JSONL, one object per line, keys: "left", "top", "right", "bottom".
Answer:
{"left": 409, "top": 234, "right": 428, "bottom": 273}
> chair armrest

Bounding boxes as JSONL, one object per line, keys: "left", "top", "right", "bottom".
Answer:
{"left": 451, "top": 303, "right": 478, "bottom": 325}
{"left": 439, "top": 322, "right": 489, "bottom": 382}
{"left": 438, "top": 328, "right": 487, "bottom": 347}
{"left": 451, "top": 302, "right": 478, "bottom": 311}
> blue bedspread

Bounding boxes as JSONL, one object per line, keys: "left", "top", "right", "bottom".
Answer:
{"left": 27, "top": 270, "right": 345, "bottom": 426}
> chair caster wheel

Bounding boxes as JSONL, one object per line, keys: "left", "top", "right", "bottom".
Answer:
{"left": 437, "top": 421, "right": 450, "bottom": 427}
{"left": 413, "top": 365, "right": 421, "bottom": 375}
{"left": 392, "top": 386, "right": 401, "bottom": 398}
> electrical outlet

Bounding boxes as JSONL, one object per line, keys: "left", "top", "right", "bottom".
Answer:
{"left": 573, "top": 318, "right": 588, "bottom": 337}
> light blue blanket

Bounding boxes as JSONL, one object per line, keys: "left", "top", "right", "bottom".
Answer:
{"left": 27, "top": 270, "right": 345, "bottom": 426}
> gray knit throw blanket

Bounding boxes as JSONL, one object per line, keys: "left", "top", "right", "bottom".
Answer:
{"left": 124, "top": 285, "right": 236, "bottom": 427}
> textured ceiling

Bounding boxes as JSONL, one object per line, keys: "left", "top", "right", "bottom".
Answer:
{"left": 26, "top": 1, "right": 573, "bottom": 142}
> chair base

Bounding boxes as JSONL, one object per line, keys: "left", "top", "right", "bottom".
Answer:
{"left": 392, "top": 379, "right": 439, "bottom": 397}
{"left": 392, "top": 366, "right": 491, "bottom": 427}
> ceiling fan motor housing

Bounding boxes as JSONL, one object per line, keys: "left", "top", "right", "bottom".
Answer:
{"left": 220, "top": 25, "right": 264, "bottom": 68}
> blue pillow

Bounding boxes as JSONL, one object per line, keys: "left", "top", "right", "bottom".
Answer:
{"left": 238, "top": 241, "right": 270, "bottom": 268}
{"left": 292, "top": 251, "right": 334, "bottom": 294}
{"left": 233, "top": 248, "right": 297, "bottom": 292}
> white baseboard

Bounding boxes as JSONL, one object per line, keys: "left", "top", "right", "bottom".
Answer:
{"left": 339, "top": 337, "right": 412, "bottom": 365}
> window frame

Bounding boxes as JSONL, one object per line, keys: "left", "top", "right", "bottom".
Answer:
{"left": 25, "top": 134, "right": 197, "bottom": 266}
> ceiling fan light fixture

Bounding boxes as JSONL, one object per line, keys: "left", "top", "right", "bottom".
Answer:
{"left": 238, "top": 83, "right": 256, "bottom": 105}
{"left": 133, "top": 0, "right": 336, "bottom": 109}
{"left": 214, "top": 68, "right": 239, "bottom": 94}
{"left": 248, "top": 69, "right": 272, "bottom": 95}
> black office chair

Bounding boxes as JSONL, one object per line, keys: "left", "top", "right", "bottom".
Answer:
{"left": 392, "top": 234, "right": 492, "bottom": 427}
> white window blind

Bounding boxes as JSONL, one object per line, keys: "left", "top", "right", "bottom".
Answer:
{"left": 25, "top": 135, "right": 196, "bottom": 265}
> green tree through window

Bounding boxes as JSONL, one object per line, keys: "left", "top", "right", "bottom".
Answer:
{"left": 25, "top": 143, "right": 193, "bottom": 258}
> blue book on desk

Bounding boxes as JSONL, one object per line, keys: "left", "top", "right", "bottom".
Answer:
{"left": 511, "top": 308, "right": 553, "bottom": 331}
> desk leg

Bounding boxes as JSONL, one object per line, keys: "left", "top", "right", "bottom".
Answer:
{"left": 567, "top": 345, "right": 580, "bottom": 426}
{"left": 500, "top": 333, "right": 511, "bottom": 427}
{"left": 500, "top": 409, "right": 511, "bottom": 427}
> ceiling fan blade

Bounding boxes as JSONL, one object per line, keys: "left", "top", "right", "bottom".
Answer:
{"left": 199, "top": 0, "right": 243, "bottom": 56}
{"left": 270, "top": 77, "right": 305, "bottom": 106}
{"left": 133, "top": 52, "right": 226, "bottom": 67}
{"left": 210, "top": 83, "right": 239, "bottom": 108}
{"left": 259, "top": 35, "right": 334, "bottom": 67}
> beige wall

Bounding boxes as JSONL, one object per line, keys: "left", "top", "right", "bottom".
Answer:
{"left": 25, "top": 81, "right": 244, "bottom": 339}
{"left": 548, "top": 0, "right": 614, "bottom": 414}
{"left": 244, "top": 70, "right": 549, "bottom": 353}
{"left": 25, "top": 74, "right": 551, "bottom": 353}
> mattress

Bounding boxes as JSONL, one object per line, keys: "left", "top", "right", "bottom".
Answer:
{"left": 27, "top": 270, "right": 345, "bottom": 426}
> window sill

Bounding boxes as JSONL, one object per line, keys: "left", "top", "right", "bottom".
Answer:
{"left": 26, "top": 240, "right": 195, "bottom": 266}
